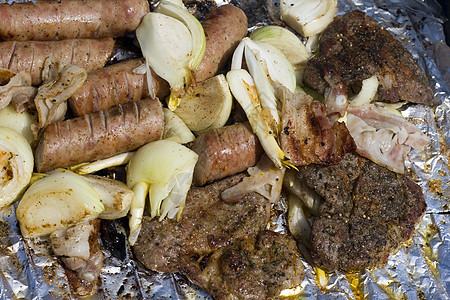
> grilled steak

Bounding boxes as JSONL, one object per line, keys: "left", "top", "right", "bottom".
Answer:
{"left": 296, "top": 153, "right": 426, "bottom": 272}
{"left": 187, "top": 231, "right": 304, "bottom": 300}
{"left": 303, "top": 10, "right": 434, "bottom": 105}
{"left": 132, "top": 173, "right": 271, "bottom": 274}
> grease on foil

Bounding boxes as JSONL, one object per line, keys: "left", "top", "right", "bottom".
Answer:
{"left": 0, "top": 0, "right": 449, "bottom": 299}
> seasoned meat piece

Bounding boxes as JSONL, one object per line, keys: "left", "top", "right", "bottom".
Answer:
{"left": 187, "top": 231, "right": 304, "bottom": 300}
{"left": 303, "top": 10, "right": 434, "bottom": 105}
{"left": 133, "top": 174, "right": 271, "bottom": 274}
{"left": 278, "top": 87, "right": 356, "bottom": 166}
{"left": 296, "top": 153, "right": 426, "bottom": 272}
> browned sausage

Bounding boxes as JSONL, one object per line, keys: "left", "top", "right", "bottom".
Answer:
{"left": 191, "top": 122, "right": 263, "bottom": 186}
{"left": 69, "top": 59, "right": 170, "bottom": 116}
{"left": 0, "top": 0, "right": 149, "bottom": 41}
{"left": 194, "top": 5, "right": 248, "bottom": 82}
{"left": 0, "top": 38, "right": 115, "bottom": 86}
{"left": 35, "top": 97, "right": 164, "bottom": 173}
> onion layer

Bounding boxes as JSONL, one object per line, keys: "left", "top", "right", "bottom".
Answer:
{"left": 0, "top": 127, "right": 33, "bottom": 209}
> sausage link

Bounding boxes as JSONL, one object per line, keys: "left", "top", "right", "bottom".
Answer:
{"left": 194, "top": 5, "right": 248, "bottom": 82}
{"left": 69, "top": 59, "right": 170, "bottom": 116}
{"left": 0, "top": 38, "right": 115, "bottom": 86}
{"left": 0, "top": 0, "right": 149, "bottom": 41}
{"left": 192, "top": 122, "right": 263, "bottom": 186}
{"left": 35, "top": 97, "right": 164, "bottom": 173}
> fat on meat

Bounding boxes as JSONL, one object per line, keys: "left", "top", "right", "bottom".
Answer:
{"left": 49, "top": 219, "right": 104, "bottom": 297}
{"left": 346, "top": 103, "right": 430, "bottom": 173}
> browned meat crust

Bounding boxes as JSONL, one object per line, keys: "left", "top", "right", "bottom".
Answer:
{"left": 192, "top": 122, "right": 263, "bottom": 186}
{"left": 279, "top": 89, "right": 356, "bottom": 166}
{"left": 303, "top": 10, "right": 434, "bottom": 105}
{"left": 187, "top": 231, "right": 304, "bottom": 300}
{"left": 132, "top": 174, "right": 271, "bottom": 274}
{"left": 296, "top": 153, "right": 426, "bottom": 272}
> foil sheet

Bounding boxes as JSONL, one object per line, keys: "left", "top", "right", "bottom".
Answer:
{"left": 0, "top": 0, "right": 449, "bottom": 299}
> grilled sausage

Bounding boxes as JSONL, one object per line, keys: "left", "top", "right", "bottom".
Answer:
{"left": 69, "top": 59, "right": 170, "bottom": 116}
{"left": 0, "top": 38, "right": 115, "bottom": 86}
{"left": 35, "top": 97, "right": 164, "bottom": 173}
{"left": 194, "top": 5, "right": 248, "bottom": 82}
{"left": 192, "top": 122, "right": 263, "bottom": 186}
{"left": 0, "top": 0, "right": 149, "bottom": 41}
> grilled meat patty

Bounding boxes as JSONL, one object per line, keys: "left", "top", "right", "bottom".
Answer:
{"left": 303, "top": 10, "right": 433, "bottom": 105}
{"left": 132, "top": 173, "right": 271, "bottom": 274}
{"left": 187, "top": 231, "right": 304, "bottom": 300}
{"left": 133, "top": 173, "right": 305, "bottom": 298}
{"left": 296, "top": 153, "right": 426, "bottom": 272}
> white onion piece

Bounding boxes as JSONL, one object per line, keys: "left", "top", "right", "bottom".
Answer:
{"left": 226, "top": 69, "right": 289, "bottom": 168}
{"left": 82, "top": 174, "right": 134, "bottom": 220}
{"left": 287, "top": 194, "right": 311, "bottom": 244}
{"left": 173, "top": 74, "right": 233, "bottom": 135}
{"left": 231, "top": 37, "right": 296, "bottom": 133}
{"left": 71, "top": 152, "right": 135, "bottom": 175}
{"left": 250, "top": 25, "right": 309, "bottom": 66}
{"left": 0, "top": 127, "right": 33, "bottom": 209}
{"left": 33, "top": 57, "right": 87, "bottom": 137}
{"left": 221, "top": 155, "right": 285, "bottom": 203}
{"left": 243, "top": 38, "right": 296, "bottom": 93}
{"left": 0, "top": 71, "right": 34, "bottom": 111}
{"left": 16, "top": 172, "right": 104, "bottom": 238}
{"left": 283, "top": 169, "right": 321, "bottom": 213}
{"left": 250, "top": 26, "right": 310, "bottom": 84}
{"left": 126, "top": 140, "right": 198, "bottom": 245}
{"left": 137, "top": 13, "right": 193, "bottom": 99}
{"left": 163, "top": 108, "right": 195, "bottom": 144}
{"left": 155, "top": 0, "right": 206, "bottom": 71}
{"left": 280, "top": 0, "right": 337, "bottom": 37}
{"left": 0, "top": 104, "right": 36, "bottom": 144}
{"left": 348, "top": 75, "right": 379, "bottom": 107}
{"left": 50, "top": 222, "right": 94, "bottom": 260}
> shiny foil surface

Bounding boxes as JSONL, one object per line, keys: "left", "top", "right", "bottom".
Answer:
{"left": 0, "top": 0, "right": 449, "bottom": 299}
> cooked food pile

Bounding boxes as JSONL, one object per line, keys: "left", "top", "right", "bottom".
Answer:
{"left": 0, "top": 0, "right": 434, "bottom": 298}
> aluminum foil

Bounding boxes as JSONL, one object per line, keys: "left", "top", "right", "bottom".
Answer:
{"left": 0, "top": 0, "right": 449, "bottom": 299}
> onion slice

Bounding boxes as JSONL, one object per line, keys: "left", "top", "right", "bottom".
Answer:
{"left": 126, "top": 140, "right": 198, "bottom": 245}
{"left": 16, "top": 172, "right": 104, "bottom": 238}
{"left": 0, "top": 127, "right": 33, "bottom": 209}
{"left": 280, "top": 0, "right": 337, "bottom": 37}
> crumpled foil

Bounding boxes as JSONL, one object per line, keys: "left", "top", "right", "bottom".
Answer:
{"left": 0, "top": 0, "right": 449, "bottom": 299}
